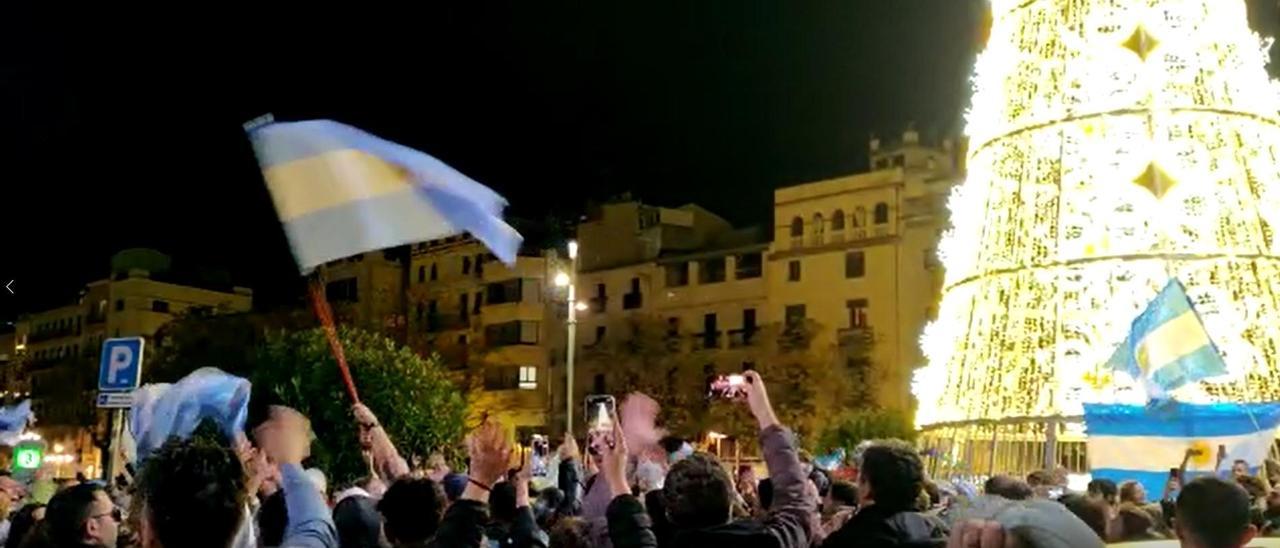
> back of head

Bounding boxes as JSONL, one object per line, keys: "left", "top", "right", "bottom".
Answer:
{"left": 829, "top": 480, "right": 859, "bottom": 508}
{"left": 549, "top": 517, "right": 592, "bottom": 548}
{"left": 378, "top": 478, "right": 446, "bottom": 545}
{"left": 984, "top": 475, "right": 1033, "bottom": 501}
{"left": 859, "top": 440, "right": 925, "bottom": 511}
{"left": 44, "top": 483, "right": 102, "bottom": 548}
{"left": 662, "top": 452, "right": 733, "bottom": 529}
{"left": 441, "top": 473, "right": 469, "bottom": 504}
{"left": 1119, "top": 480, "right": 1144, "bottom": 504}
{"left": 334, "top": 495, "right": 383, "bottom": 548}
{"left": 1087, "top": 479, "right": 1117, "bottom": 505}
{"left": 1059, "top": 493, "right": 1109, "bottom": 540}
{"left": 1116, "top": 506, "right": 1158, "bottom": 542}
{"left": 490, "top": 482, "right": 518, "bottom": 524}
{"left": 1176, "top": 476, "right": 1255, "bottom": 548}
{"left": 7, "top": 503, "right": 46, "bottom": 548}
{"left": 137, "top": 437, "right": 247, "bottom": 548}
{"left": 1026, "top": 470, "right": 1052, "bottom": 488}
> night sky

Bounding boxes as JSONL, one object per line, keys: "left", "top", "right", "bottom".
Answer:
{"left": 3, "top": 1, "right": 1278, "bottom": 320}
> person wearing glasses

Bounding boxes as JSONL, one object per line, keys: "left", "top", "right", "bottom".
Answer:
{"left": 43, "top": 482, "right": 120, "bottom": 547}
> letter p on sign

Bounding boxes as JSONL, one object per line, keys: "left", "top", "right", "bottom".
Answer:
{"left": 99, "top": 337, "right": 144, "bottom": 392}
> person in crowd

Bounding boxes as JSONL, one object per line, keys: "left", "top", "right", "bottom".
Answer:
{"left": 1086, "top": 479, "right": 1117, "bottom": 507}
{"left": 40, "top": 482, "right": 118, "bottom": 548}
{"left": 822, "top": 440, "right": 948, "bottom": 546}
{"left": 556, "top": 435, "right": 582, "bottom": 516}
{"left": 331, "top": 494, "right": 383, "bottom": 548}
{"left": 736, "top": 465, "right": 760, "bottom": 516}
{"left": 378, "top": 419, "right": 510, "bottom": 548}
{"left": 548, "top": 518, "right": 592, "bottom": 548}
{"left": 607, "top": 370, "right": 813, "bottom": 548}
{"left": 1175, "top": 477, "right": 1257, "bottom": 548}
{"left": 441, "top": 473, "right": 469, "bottom": 505}
{"left": 1059, "top": 493, "right": 1109, "bottom": 541}
{"left": 0, "top": 492, "right": 12, "bottom": 547}
{"left": 821, "top": 481, "right": 859, "bottom": 536}
{"left": 1231, "top": 459, "right": 1250, "bottom": 480}
{"left": 483, "top": 456, "right": 548, "bottom": 548}
{"left": 984, "top": 476, "right": 1032, "bottom": 501}
{"left": 1118, "top": 480, "right": 1146, "bottom": 506}
{"left": 1260, "top": 486, "right": 1280, "bottom": 535}
{"left": 6, "top": 503, "right": 45, "bottom": 548}
{"left": 532, "top": 488, "right": 565, "bottom": 531}
{"left": 1114, "top": 505, "right": 1162, "bottom": 542}
{"left": 424, "top": 453, "right": 450, "bottom": 483}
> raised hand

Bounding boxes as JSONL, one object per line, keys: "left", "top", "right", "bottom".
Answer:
{"left": 741, "top": 371, "right": 780, "bottom": 430}
{"left": 467, "top": 419, "right": 513, "bottom": 486}
{"left": 597, "top": 418, "right": 630, "bottom": 497}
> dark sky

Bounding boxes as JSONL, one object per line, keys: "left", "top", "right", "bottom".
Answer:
{"left": 2, "top": 1, "right": 1278, "bottom": 319}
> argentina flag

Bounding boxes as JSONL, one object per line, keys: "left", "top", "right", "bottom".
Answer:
{"left": 1085, "top": 403, "right": 1280, "bottom": 498}
{"left": 1106, "top": 278, "right": 1227, "bottom": 401}
{"left": 130, "top": 367, "right": 251, "bottom": 461}
{"left": 248, "top": 119, "right": 523, "bottom": 272}
{"left": 0, "top": 400, "right": 33, "bottom": 446}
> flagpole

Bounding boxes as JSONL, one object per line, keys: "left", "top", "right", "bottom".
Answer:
{"left": 308, "top": 278, "right": 361, "bottom": 404}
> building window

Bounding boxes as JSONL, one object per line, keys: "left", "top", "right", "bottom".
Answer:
{"left": 853, "top": 207, "right": 866, "bottom": 228}
{"left": 486, "top": 279, "right": 523, "bottom": 305}
{"left": 462, "top": 257, "right": 472, "bottom": 275}
{"left": 735, "top": 252, "right": 762, "bottom": 279}
{"left": 785, "top": 305, "right": 807, "bottom": 329}
{"left": 845, "top": 251, "right": 866, "bottom": 279}
{"left": 623, "top": 278, "right": 643, "bottom": 310}
{"left": 484, "top": 320, "right": 540, "bottom": 346}
{"left": 892, "top": 154, "right": 905, "bottom": 167}
{"left": 847, "top": 299, "right": 869, "bottom": 328}
{"left": 665, "top": 262, "right": 690, "bottom": 287}
{"left": 115, "top": 300, "right": 124, "bottom": 311}
{"left": 474, "top": 254, "right": 485, "bottom": 278}
{"left": 743, "top": 308, "right": 757, "bottom": 331}
{"left": 699, "top": 257, "right": 727, "bottom": 284}
{"left": 325, "top": 278, "right": 359, "bottom": 302}
{"left": 484, "top": 366, "right": 521, "bottom": 391}
{"left": 430, "top": 263, "right": 438, "bottom": 281}
{"left": 591, "top": 284, "right": 607, "bottom": 313}
{"left": 417, "top": 266, "right": 426, "bottom": 283}
{"left": 701, "top": 313, "right": 719, "bottom": 349}
{"left": 519, "top": 366, "right": 537, "bottom": 390}
{"left": 594, "top": 325, "right": 607, "bottom": 346}
{"left": 811, "top": 213, "right": 825, "bottom": 244}
{"left": 832, "top": 210, "right": 845, "bottom": 231}
{"left": 874, "top": 202, "right": 889, "bottom": 224}
{"left": 151, "top": 300, "right": 170, "bottom": 313}
{"left": 473, "top": 292, "right": 484, "bottom": 315}
{"left": 788, "top": 260, "right": 801, "bottom": 282}
{"left": 789, "top": 217, "right": 804, "bottom": 238}
{"left": 459, "top": 294, "right": 469, "bottom": 320}
{"left": 666, "top": 317, "right": 680, "bottom": 338}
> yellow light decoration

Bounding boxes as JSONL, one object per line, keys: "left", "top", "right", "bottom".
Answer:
{"left": 914, "top": 0, "right": 1280, "bottom": 429}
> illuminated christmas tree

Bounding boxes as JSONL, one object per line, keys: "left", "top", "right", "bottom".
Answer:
{"left": 914, "top": 0, "right": 1280, "bottom": 432}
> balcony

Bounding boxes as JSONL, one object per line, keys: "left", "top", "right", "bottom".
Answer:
{"left": 28, "top": 326, "right": 79, "bottom": 343}
{"left": 622, "top": 292, "right": 643, "bottom": 310}
{"left": 693, "top": 332, "right": 721, "bottom": 350}
{"left": 727, "top": 328, "right": 758, "bottom": 348}
{"left": 426, "top": 313, "right": 469, "bottom": 333}
{"left": 589, "top": 297, "right": 608, "bottom": 313}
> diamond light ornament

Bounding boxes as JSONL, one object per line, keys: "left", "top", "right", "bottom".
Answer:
{"left": 913, "top": 0, "right": 1280, "bottom": 429}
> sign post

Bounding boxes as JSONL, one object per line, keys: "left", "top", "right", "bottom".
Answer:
{"left": 98, "top": 337, "right": 144, "bottom": 481}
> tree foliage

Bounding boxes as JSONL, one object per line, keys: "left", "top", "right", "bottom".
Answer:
{"left": 254, "top": 327, "right": 468, "bottom": 486}
{"left": 815, "top": 409, "right": 917, "bottom": 455}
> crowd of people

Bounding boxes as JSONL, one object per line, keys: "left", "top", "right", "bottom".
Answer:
{"left": 0, "top": 370, "right": 1271, "bottom": 547}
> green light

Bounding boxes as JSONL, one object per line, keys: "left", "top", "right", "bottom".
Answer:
{"left": 13, "top": 445, "right": 42, "bottom": 470}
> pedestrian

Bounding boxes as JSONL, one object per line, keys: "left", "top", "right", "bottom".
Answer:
{"left": 821, "top": 440, "right": 948, "bottom": 547}
{"left": 1175, "top": 477, "right": 1257, "bottom": 548}
{"left": 483, "top": 455, "right": 549, "bottom": 548}
{"left": 6, "top": 503, "right": 45, "bottom": 548}
{"left": 40, "top": 482, "right": 118, "bottom": 548}
{"left": 331, "top": 494, "right": 383, "bottom": 548}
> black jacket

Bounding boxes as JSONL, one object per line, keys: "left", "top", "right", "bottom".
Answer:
{"left": 483, "top": 506, "right": 549, "bottom": 548}
{"left": 820, "top": 503, "right": 948, "bottom": 548}
{"left": 395, "top": 500, "right": 488, "bottom": 548}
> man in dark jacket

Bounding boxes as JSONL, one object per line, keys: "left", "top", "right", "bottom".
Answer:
{"left": 606, "top": 371, "right": 814, "bottom": 548}
{"left": 821, "top": 440, "right": 947, "bottom": 547}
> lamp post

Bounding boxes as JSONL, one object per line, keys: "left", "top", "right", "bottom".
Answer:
{"left": 555, "top": 241, "right": 580, "bottom": 435}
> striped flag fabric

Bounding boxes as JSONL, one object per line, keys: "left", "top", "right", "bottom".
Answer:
{"left": 0, "top": 400, "right": 32, "bottom": 446}
{"left": 1085, "top": 402, "right": 1280, "bottom": 498}
{"left": 130, "top": 367, "right": 251, "bottom": 461}
{"left": 1106, "top": 278, "right": 1228, "bottom": 401}
{"left": 248, "top": 119, "right": 523, "bottom": 272}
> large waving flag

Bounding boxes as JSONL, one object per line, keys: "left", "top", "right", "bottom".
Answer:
{"left": 130, "top": 367, "right": 251, "bottom": 461}
{"left": 248, "top": 119, "right": 523, "bottom": 272}
{"left": 1085, "top": 402, "right": 1280, "bottom": 498}
{"left": 0, "top": 400, "right": 33, "bottom": 446}
{"left": 1106, "top": 279, "right": 1227, "bottom": 400}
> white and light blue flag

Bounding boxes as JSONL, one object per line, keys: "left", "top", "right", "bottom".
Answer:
{"left": 1106, "top": 279, "right": 1227, "bottom": 401}
{"left": 248, "top": 119, "right": 523, "bottom": 272}
{"left": 130, "top": 367, "right": 251, "bottom": 461}
{"left": 0, "top": 400, "right": 33, "bottom": 446}
{"left": 1085, "top": 402, "right": 1280, "bottom": 498}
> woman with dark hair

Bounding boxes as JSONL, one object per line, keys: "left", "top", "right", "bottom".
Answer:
{"left": 5, "top": 503, "right": 45, "bottom": 548}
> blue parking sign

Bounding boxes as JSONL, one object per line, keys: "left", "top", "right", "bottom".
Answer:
{"left": 99, "top": 337, "right": 145, "bottom": 392}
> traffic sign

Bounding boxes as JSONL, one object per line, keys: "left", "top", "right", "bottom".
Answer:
{"left": 99, "top": 337, "right": 145, "bottom": 392}
{"left": 96, "top": 392, "right": 134, "bottom": 409}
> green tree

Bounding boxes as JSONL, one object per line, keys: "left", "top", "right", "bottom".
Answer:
{"left": 254, "top": 327, "right": 468, "bottom": 485}
{"left": 815, "top": 408, "right": 917, "bottom": 455}
{"left": 146, "top": 307, "right": 312, "bottom": 383}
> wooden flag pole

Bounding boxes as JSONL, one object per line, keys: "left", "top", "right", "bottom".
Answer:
{"left": 308, "top": 279, "right": 361, "bottom": 404}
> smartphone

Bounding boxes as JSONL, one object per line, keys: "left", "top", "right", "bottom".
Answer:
{"left": 585, "top": 394, "right": 617, "bottom": 433}
{"left": 530, "top": 434, "right": 549, "bottom": 477}
{"left": 708, "top": 374, "right": 746, "bottom": 398}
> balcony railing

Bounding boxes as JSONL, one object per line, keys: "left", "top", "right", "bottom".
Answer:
{"left": 28, "top": 327, "right": 79, "bottom": 343}
{"left": 727, "top": 328, "right": 758, "bottom": 348}
{"left": 694, "top": 332, "right": 722, "bottom": 350}
{"left": 622, "top": 292, "right": 643, "bottom": 310}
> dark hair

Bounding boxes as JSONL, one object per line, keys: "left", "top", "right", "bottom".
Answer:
{"left": 662, "top": 453, "right": 733, "bottom": 528}
{"left": 922, "top": 480, "right": 942, "bottom": 507}
{"left": 858, "top": 441, "right": 924, "bottom": 511}
{"left": 490, "top": 481, "right": 518, "bottom": 523}
{"left": 245, "top": 387, "right": 285, "bottom": 435}
{"left": 829, "top": 480, "right": 859, "bottom": 507}
{"left": 984, "top": 475, "right": 1033, "bottom": 501}
{"left": 549, "top": 517, "right": 592, "bottom": 548}
{"left": 334, "top": 495, "right": 383, "bottom": 548}
{"left": 136, "top": 437, "right": 248, "bottom": 548}
{"left": 659, "top": 436, "right": 686, "bottom": 455}
{"left": 1059, "top": 493, "right": 1108, "bottom": 541}
{"left": 809, "top": 468, "right": 831, "bottom": 497}
{"left": 1116, "top": 506, "right": 1159, "bottom": 542}
{"left": 757, "top": 478, "right": 774, "bottom": 510}
{"left": 45, "top": 482, "right": 105, "bottom": 547}
{"left": 1119, "top": 480, "right": 1145, "bottom": 504}
{"left": 1176, "top": 477, "right": 1254, "bottom": 548}
{"left": 535, "top": 487, "right": 566, "bottom": 529}
{"left": 1087, "top": 478, "right": 1118, "bottom": 504}
{"left": 378, "top": 478, "right": 446, "bottom": 544}
{"left": 6, "top": 503, "right": 46, "bottom": 548}
{"left": 257, "top": 490, "right": 288, "bottom": 546}
{"left": 1026, "top": 470, "right": 1053, "bottom": 487}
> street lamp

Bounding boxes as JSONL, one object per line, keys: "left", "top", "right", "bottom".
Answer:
{"left": 562, "top": 240, "right": 580, "bottom": 435}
